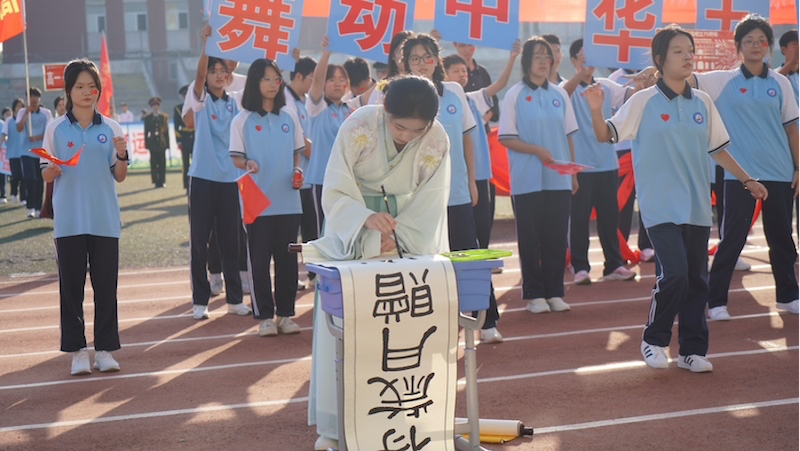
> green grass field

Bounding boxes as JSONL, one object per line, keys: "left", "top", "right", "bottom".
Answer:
{"left": 0, "top": 168, "right": 191, "bottom": 277}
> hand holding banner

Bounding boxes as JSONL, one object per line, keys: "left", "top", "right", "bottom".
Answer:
{"left": 433, "top": 0, "right": 519, "bottom": 50}
{"left": 30, "top": 145, "right": 83, "bottom": 166}
{"left": 237, "top": 171, "right": 271, "bottom": 224}
{"left": 206, "top": 0, "right": 303, "bottom": 71}
{"left": 326, "top": 0, "right": 416, "bottom": 61}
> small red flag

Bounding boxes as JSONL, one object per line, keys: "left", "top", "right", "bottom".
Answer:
{"left": 97, "top": 32, "right": 114, "bottom": 117}
{"left": 543, "top": 160, "right": 593, "bottom": 175}
{"left": 0, "top": 0, "right": 24, "bottom": 43}
{"left": 237, "top": 173, "right": 270, "bottom": 224}
{"left": 30, "top": 145, "right": 83, "bottom": 166}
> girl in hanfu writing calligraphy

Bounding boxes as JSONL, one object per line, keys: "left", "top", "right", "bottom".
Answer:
{"left": 304, "top": 76, "right": 451, "bottom": 451}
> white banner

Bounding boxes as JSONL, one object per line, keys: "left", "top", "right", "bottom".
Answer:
{"left": 329, "top": 255, "right": 459, "bottom": 451}
{"left": 118, "top": 121, "right": 179, "bottom": 168}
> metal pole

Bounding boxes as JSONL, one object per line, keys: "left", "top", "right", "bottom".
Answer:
{"left": 22, "top": 0, "right": 32, "bottom": 139}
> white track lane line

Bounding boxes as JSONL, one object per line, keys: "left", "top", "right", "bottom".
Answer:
{"left": 0, "top": 347, "right": 794, "bottom": 433}
{"left": 0, "top": 284, "right": 779, "bottom": 334}
{"left": 1, "top": 311, "right": 784, "bottom": 360}
{"left": 533, "top": 398, "right": 799, "bottom": 434}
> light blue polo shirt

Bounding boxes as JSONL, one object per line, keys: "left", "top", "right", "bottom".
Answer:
{"left": 787, "top": 71, "right": 799, "bottom": 101}
{"left": 607, "top": 80, "right": 730, "bottom": 228}
{"left": 466, "top": 89, "right": 493, "bottom": 181}
{"left": 563, "top": 78, "right": 629, "bottom": 173}
{"left": 438, "top": 81, "right": 477, "bottom": 206}
{"left": 16, "top": 107, "right": 52, "bottom": 155}
{"left": 305, "top": 95, "right": 351, "bottom": 186}
{"left": 284, "top": 85, "right": 312, "bottom": 189}
{"left": 41, "top": 111, "right": 124, "bottom": 239}
{"left": 3, "top": 116, "right": 23, "bottom": 159}
{"left": 695, "top": 64, "right": 799, "bottom": 183}
{"left": 186, "top": 88, "right": 241, "bottom": 183}
{"left": 498, "top": 80, "right": 578, "bottom": 195}
{"left": 229, "top": 106, "right": 305, "bottom": 217}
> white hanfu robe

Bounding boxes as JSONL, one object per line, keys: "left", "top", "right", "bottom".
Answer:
{"left": 305, "top": 104, "right": 451, "bottom": 440}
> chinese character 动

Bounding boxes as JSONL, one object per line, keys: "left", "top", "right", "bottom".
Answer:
{"left": 337, "top": 0, "right": 408, "bottom": 54}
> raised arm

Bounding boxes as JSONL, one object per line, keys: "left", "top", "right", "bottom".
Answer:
{"left": 309, "top": 36, "right": 331, "bottom": 103}
{"left": 584, "top": 83, "right": 612, "bottom": 143}
{"left": 193, "top": 24, "right": 212, "bottom": 101}
{"left": 484, "top": 39, "right": 521, "bottom": 98}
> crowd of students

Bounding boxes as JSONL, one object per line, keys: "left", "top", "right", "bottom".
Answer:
{"left": 5, "top": 14, "right": 798, "bottom": 450}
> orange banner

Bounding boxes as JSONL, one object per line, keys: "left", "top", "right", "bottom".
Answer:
{"left": 302, "top": 0, "right": 796, "bottom": 24}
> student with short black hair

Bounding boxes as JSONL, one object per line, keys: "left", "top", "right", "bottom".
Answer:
{"left": 689, "top": 15, "right": 800, "bottom": 318}
{"left": 0, "top": 107, "right": 11, "bottom": 202}
{"left": 3, "top": 99, "right": 26, "bottom": 205}
{"left": 16, "top": 86, "right": 52, "bottom": 218}
{"left": 230, "top": 58, "right": 305, "bottom": 337}
{"left": 185, "top": 25, "right": 251, "bottom": 321}
{"left": 41, "top": 58, "right": 129, "bottom": 375}
{"left": 560, "top": 38, "right": 638, "bottom": 285}
{"left": 778, "top": 29, "right": 798, "bottom": 99}
{"left": 542, "top": 33, "right": 565, "bottom": 84}
{"left": 586, "top": 24, "right": 768, "bottom": 372}
{"left": 499, "top": 36, "right": 579, "bottom": 315}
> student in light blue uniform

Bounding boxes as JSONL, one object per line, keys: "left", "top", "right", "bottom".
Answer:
{"left": 778, "top": 30, "right": 798, "bottom": 100}
{"left": 499, "top": 36, "right": 579, "bottom": 316}
{"left": 405, "top": 34, "right": 505, "bottom": 342}
{"left": 443, "top": 40, "right": 521, "bottom": 253}
{"left": 285, "top": 56, "right": 317, "bottom": 250}
{"left": 3, "top": 99, "right": 26, "bottom": 204}
{"left": 560, "top": 39, "right": 638, "bottom": 285}
{"left": 691, "top": 15, "right": 800, "bottom": 318}
{"left": 16, "top": 87, "right": 52, "bottom": 217}
{"left": 230, "top": 59, "right": 305, "bottom": 338}
{"left": 305, "top": 35, "right": 351, "bottom": 237}
{"left": 587, "top": 25, "right": 768, "bottom": 372}
{"left": 41, "top": 59, "right": 130, "bottom": 375}
{"left": 183, "top": 26, "right": 251, "bottom": 321}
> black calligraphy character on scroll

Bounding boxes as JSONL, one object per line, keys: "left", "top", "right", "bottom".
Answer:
{"left": 373, "top": 272, "right": 410, "bottom": 324}
{"left": 368, "top": 373, "right": 435, "bottom": 419}
{"left": 381, "top": 326, "right": 436, "bottom": 372}
{"left": 409, "top": 269, "right": 433, "bottom": 317}
{"left": 381, "top": 425, "right": 431, "bottom": 451}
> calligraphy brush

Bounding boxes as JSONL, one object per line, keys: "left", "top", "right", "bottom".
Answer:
{"left": 380, "top": 185, "right": 403, "bottom": 258}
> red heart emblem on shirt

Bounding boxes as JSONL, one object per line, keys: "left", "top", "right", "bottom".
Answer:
{"left": 331, "top": 113, "right": 337, "bottom": 118}
{"left": 579, "top": 92, "right": 585, "bottom": 97}
{"left": 740, "top": 88, "right": 747, "bottom": 93}
{"left": 255, "top": 125, "right": 262, "bottom": 131}
{"left": 661, "top": 114, "right": 670, "bottom": 122}
{"left": 525, "top": 96, "right": 532, "bottom": 101}
{"left": 211, "top": 114, "right": 217, "bottom": 120}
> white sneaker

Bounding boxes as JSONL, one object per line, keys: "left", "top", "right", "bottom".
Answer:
{"left": 640, "top": 341, "right": 669, "bottom": 369}
{"left": 34, "top": 209, "right": 40, "bottom": 218}
{"left": 480, "top": 327, "right": 504, "bottom": 344}
{"left": 258, "top": 319, "right": 278, "bottom": 336}
{"left": 192, "top": 304, "right": 209, "bottom": 320}
{"left": 677, "top": 354, "right": 713, "bottom": 373}
{"left": 314, "top": 435, "right": 338, "bottom": 451}
{"left": 297, "top": 280, "right": 307, "bottom": 291}
{"left": 276, "top": 316, "right": 301, "bottom": 334}
{"left": 227, "top": 302, "right": 252, "bottom": 316}
{"left": 776, "top": 300, "right": 799, "bottom": 314}
{"left": 601, "top": 266, "right": 637, "bottom": 281}
{"left": 10, "top": 195, "right": 17, "bottom": 203}
{"left": 546, "top": 297, "right": 571, "bottom": 312}
{"left": 573, "top": 270, "right": 591, "bottom": 285}
{"left": 93, "top": 350, "right": 120, "bottom": 372}
{"left": 27, "top": 208, "right": 35, "bottom": 218}
{"left": 240, "top": 271, "right": 251, "bottom": 294}
{"left": 21, "top": 199, "right": 26, "bottom": 206}
{"left": 734, "top": 258, "right": 751, "bottom": 271}
{"left": 0, "top": 197, "right": 6, "bottom": 204}
{"left": 526, "top": 298, "right": 550, "bottom": 314}
{"left": 708, "top": 305, "right": 732, "bottom": 321}
{"left": 209, "top": 273, "right": 223, "bottom": 296}
{"left": 640, "top": 248, "right": 655, "bottom": 262}
{"left": 70, "top": 348, "right": 91, "bottom": 375}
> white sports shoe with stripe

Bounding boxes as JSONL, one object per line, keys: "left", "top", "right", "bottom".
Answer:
{"left": 640, "top": 341, "right": 669, "bottom": 369}
{"left": 678, "top": 354, "right": 713, "bottom": 373}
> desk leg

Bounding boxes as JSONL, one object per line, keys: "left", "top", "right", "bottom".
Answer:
{"left": 326, "top": 313, "right": 346, "bottom": 451}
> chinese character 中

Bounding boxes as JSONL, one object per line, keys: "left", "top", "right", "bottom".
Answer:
{"left": 444, "top": 0, "right": 510, "bottom": 40}
{"left": 217, "top": 0, "right": 293, "bottom": 59}
{"left": 368, "top": 373, "right": 435, "bottom": 419}
{"left": 337, "top": 0, "right": 408, "bottom": 54}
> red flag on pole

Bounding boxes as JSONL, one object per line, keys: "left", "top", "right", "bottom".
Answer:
{"left": 0, "top": 0, "right": 24, "bottom": 42}
{"left": 97, "top": 32, "right": 114, "bottom": 117}
{"left": 237, "top": 173, "right": 271, "bottom": 224}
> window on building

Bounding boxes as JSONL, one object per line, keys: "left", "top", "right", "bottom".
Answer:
{"left": 166, "top": 2, "right": 189, "bottom": 31}
{"left": 124, "top": 2, "right": 148, "bottom": 32}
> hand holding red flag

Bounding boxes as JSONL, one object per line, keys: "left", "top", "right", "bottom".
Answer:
{"left": 30, "top": 144, "right": 83, "bottom": 166}
{"left": 237, "top": 171, "right": 270, "bottom": 224}
{"left": 543, "top": 160, "right": 593, "bottom": 175}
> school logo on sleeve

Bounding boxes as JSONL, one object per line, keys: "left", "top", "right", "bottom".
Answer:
{"left": 552, "top": 99, "right": 561, "bottom": 108}
{"left": 447, "top": 104, "right": 457, "bottom": 114}
{"left": 767, "top": 88, "right": 777, "bottom": 97}
{"left": 281, "top": 124, "right": 290, "bottom": 133}
{"left": 97, "top": 133, "right": 108, "bottom": 143}
{"left": 693, "top": 112, "right": 704, "bottom": 124}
